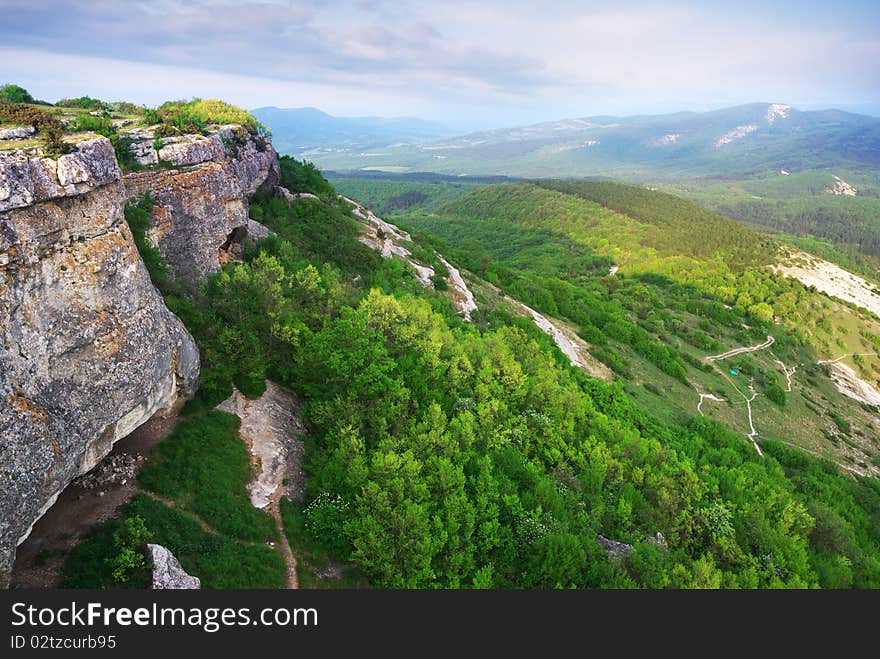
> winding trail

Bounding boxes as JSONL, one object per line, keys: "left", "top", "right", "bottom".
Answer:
{"left": 706, "top": 335, "right": 775, "bottom": 362}
{"left": 697, "top": 393, "right": 726, "bottom": 416}
{"left": 743, "top": 389, "right": 762, "bottom": 455}
{"left": 773, "top": 358, "right": 797, "bottom": 392}
{"left": 700, "top": 335, "right": 778, "bottom": 455}
{"left": 817, "top": 352, "right": 879, "bottom": 365}
{"left": 269, "top": 489, "right": 298, "bottom": 589}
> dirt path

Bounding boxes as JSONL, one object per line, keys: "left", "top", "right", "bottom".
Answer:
{"left": 697, "top": 392, "right": 726, "bottom": 415}
{"left": 773, "top": 358, "right": 797, "bottom": 392}
{"left": 706, "top": 335, "right": 775, "bottom": 362}
{"left": 817, "top": 352, "right": 879, "bottom": 365}
{"left": 10, "top": 403, "right": 184, "bottom": 588}
{"left": 269, "top": 489, "right": 298, "bottom": 589}
{"left": 699, "top": 336, "right": 778, "bottom": 455}
{"left": 142, "top": 492, "right": 227, "bottom": 537}
{"left": 699, "top": 357, "right": 764, "bottom": 455}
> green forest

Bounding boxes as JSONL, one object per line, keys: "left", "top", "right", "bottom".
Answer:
{"left": 66, "top": 160, "right": 880, "bottom": 589}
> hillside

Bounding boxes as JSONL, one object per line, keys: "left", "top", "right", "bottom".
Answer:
{"left": 6, "top": 89, "right": 880, "bottom": 591}
{"left": 295, "top": 103, "right": 880, "bottom": 179}
{"left": 251, "top": 106, "right": 452, "bottom": 157}
{"left": 378, "top": 179, "right": 880, "bottom": 478}
{"left": 98, "top": 162, "right": 880, "bottom": 588}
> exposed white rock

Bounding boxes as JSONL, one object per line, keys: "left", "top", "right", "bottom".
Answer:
{"left": 826, "top": 361, "right": 880, "bottom": 408}
{"left": 439, "top": 256, "right": 477, "bottom": 321}
{"left": 0, "top": 126, "right": 36, "bottom": 140}
{"left": 767, "top": 104, "right": 791, "bottom": 124}
{"left": 714, "top": 124, "right": 758, "bottom": 147}
{"left": 157, "top": 135, "right": 225, "bottom": 167}
{"left": 655, "top": 133, "right": 680, "bottom": 145}
{"left": 147, "top": 544, "right": 200, "bottom": 589}
{"left": 247, "top": 218, "right": 273, "bottom": 241}
{"left": 217, "top": 381, "right": 306, "bottom": 507}
{"left": 523, "top": 303, "right": 587, "bottom": 367}
{"left": 275, "top": 186, "right": 319, "bottom": 205}
{"left": 773, "top": 249, "right": 880, "bottom": 318}
{"left": 128, "top": 140, "right": 158, "bottom": 166}
{"left": 0, "top": 138, "right": 121, "bottom": 212}
{"left": 780, "top": 169, "right": 790, "bottom": 176}
{"left": 344, "top": 195, "right": 437, "bottom": 287}
{"left": 825, "top": 175, "right": 857, "bottom": 196}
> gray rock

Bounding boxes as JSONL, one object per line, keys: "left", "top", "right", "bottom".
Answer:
{"left": 157, "top": 136, "right": 224, "bottom": 168}
{"left": 247, "top": 219, "right": 273, "bottom": 242}
{"left": 275, "top": 186, "right": 318, "bottom": 205}
{"left": 123, "top": 127, "right": 279, "bottom": 281}
{"left": 596, "top": 535, "right": 633, "bottom": 559}
{"left": 0, "top": 126, "right": 36, "bottom": 140}
{"left": 0, "top": 138, "right": 121, "bottom": 212}
{"left": 649, "top": 531, "right": 668, "bottom": 549}
{"left": 128, "top": 141, "right": 158, "bottom": 167}
{"left": 0, "top": 138, "right": 198, "bottom": 577}
{"left": 147, "top": 544, "right": 200, "bottom": 589}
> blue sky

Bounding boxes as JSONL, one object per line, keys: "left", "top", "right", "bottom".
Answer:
{"left": 1, "top": 0, "right": 878, "bottom": 128}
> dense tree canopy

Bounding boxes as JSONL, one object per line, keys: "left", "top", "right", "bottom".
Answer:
{"left": 117, "top": 166, "right": 880, "bottom": 589}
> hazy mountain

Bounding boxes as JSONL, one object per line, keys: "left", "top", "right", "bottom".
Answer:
{"left": 251, "top": 106, "right": 454, "bottom": 155}
{"left": 300, "top": 103, "right": 880, "bottom": 179}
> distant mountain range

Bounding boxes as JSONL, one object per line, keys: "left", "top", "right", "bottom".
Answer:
{"left": 251, "top": 106, "right": 454, "bottom": 155}
{"left": 271, "top": 103, "right": 880, "bottom": 179}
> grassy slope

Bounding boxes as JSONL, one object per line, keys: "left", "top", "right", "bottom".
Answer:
{"left": 63, "top": 411, "right": 287, "bottom": 589}
{"left": 379, "top": 179, "right": 880, "bottom": 474}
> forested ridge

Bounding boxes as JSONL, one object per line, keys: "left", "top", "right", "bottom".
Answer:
{"left": 68, "top": 161, "right": 880, "bottom": 589}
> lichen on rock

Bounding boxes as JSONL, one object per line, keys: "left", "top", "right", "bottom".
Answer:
{"left": 147, "top": 544, "right": 200, "bottom": 589}
{"left": 123, "top": 125, "right": 280, "bottom": 281}
{"left": 0, "top": 135, "right": 199, "bottom": 579}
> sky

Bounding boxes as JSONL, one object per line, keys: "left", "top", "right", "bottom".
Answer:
{"left": 1, "top": 0, "right": 878, "bottom": 129}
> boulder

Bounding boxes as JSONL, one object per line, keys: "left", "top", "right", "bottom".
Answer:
{"left": 147, "top": 544, "right": 200, "bottom": 589}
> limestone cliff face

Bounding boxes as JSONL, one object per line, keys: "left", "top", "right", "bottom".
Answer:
{"left": 123, "top": 126, "right": 280, "bottom": 280}
{"left": 0, "top": 138, "right": 200, "bottom": 578}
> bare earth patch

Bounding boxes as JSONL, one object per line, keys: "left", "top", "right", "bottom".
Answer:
{"left": 217, "top": 380, "right": 306, "bottom": 589}
{"left": 773, "top": 250, "right": 880, "bottom": 408}
{"left": 773, "top": 250, "right": 880, "bottom": 319}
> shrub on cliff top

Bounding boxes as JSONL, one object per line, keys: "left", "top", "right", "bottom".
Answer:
{"left": 0, "top": 102, "right": 70, "bottom": 156}
{"left": 145, "top": 98, "right": 269, "bottom": 139}
{"left": 0, "top": 83, "right": 35, "bottom": 104}
{"left": 56, "top": 95, "right": 111, "bottom": 112}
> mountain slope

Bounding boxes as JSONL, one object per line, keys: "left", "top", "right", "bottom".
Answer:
{"left": 378, "top": 179, "right": 880, "bottom": 478}
{"left": 251, "top": 106, "right": 452, "bottom": 155}
{"left": 53, "top": 153, "right": 880, "bottom": 590}
{"left": 300, "top": 103, "right": 880, "bottom": 178}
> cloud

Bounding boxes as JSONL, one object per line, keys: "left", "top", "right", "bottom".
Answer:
{"left": 0, "top": 0, "right": 877, "bottom": 121}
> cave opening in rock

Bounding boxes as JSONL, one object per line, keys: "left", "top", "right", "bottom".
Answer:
{"left": 218, "top": 225, "right": 249, "bottom": 265}
{"left": 8, "top": 403, "right": 183, "bottom": 588}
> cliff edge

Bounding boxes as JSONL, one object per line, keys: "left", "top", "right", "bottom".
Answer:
{"left": 122, "top": 125, "right": 280, "bottom": 280}
{"left": 0, "top": 137, "right": 200, "bottom": 580}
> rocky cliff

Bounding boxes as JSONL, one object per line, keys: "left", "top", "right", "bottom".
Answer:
{"left": 122, "top": 125, "right": 280, "bottom": 280}
{"left": 0, "top": 137, "right": 201, "bottom": 580}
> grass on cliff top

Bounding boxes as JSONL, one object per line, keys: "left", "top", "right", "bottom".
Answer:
{"left": 144, "top": 98, "right": 269, "bottom": 138}
{"left": 138, "top": 410, "right": 278, "bottom": 544}
{"left": 62, "top": 494, "right": 286, "bottom": 589}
